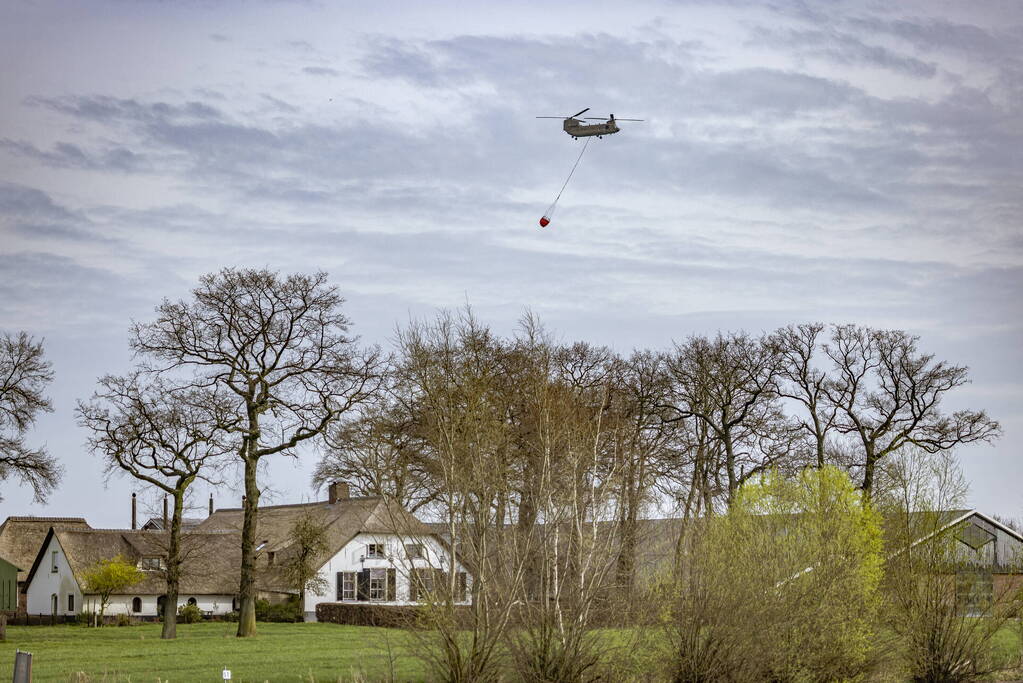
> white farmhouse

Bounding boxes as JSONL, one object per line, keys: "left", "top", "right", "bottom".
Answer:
{"left": 24, "top": 527, "right": 245, "bottom": 618}
{"left": 198, "top": 482, "right": 471, "bottom": 620}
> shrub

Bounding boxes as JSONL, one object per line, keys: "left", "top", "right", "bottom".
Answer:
{"left": 316, "top": 602, "right": 458, "bottom": 629}
{"left": 115, "top": 613, "right": 132, "bottom": 627}
{"left": 177, "top": 603, "right": 203, "bottom": 624}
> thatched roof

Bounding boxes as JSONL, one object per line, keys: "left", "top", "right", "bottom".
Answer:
{"left": 141, "top": 517, "right": 203, "bottom": 531}
{"left": 198, "top": 496, "right": 434, "bottom": 571}
{"left": 0, "top": 516, "right": 90, "bottom": 583}
{"left": 26, "top": 528, "right": 249, "bottom": 596}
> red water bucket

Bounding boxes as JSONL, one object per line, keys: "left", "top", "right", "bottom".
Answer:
{"left": 539, "top": 216, "right": 550, "bottom": 227}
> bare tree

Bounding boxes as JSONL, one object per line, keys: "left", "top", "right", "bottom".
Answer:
{"left": 130, "top": 268, "right": 381, "bottom": 637}
{"left": 396, "top": 308, "right": 521, "bottom": 682}
{"left": 605, "top": 350, "right": 675, "bottom": 600}
{"left": 662, "top": 332, "right": 794, "bottom": 505}
{"left": 77, "top": 372, "right": 233, "bottom": 638}
{"left": 0, "top": 331, "right": 61, "bottom": 502}
{"left": 315, "top": 400, "right": 437, "bottom": 513}
{"left": 823, "top": 325, "right": 1000, "bottom": 497}
{"left": 772, "top": 323, "right": 840, "bottom": 468}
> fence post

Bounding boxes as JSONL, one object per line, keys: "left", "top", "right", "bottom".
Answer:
{"left": 0, "top": 613, "right": 6, "bottom": 641}
{"left": 13, "top": 649, "right": 32, "bottom": 682}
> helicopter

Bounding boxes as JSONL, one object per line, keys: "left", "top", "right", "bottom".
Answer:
{"left": 536, "top": 108, "right": 644, "bottom": 139}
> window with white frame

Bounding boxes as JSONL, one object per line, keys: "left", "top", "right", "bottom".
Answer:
{"left": 405, "top": 543, "right": 425, "bottom": 560}
{"left": 341, "top": 572, "right": 356, "bottom": 601}
{"left": 51, "top": 550, "right": 58, "bottom": 573}
{"left": 369, "top": 568, "right": 387, "bottom": 601}
{"left": 366, "top": 543, "right": 384, "bottom": 559}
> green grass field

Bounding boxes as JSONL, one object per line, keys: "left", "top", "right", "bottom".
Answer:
{"left": 0, "top": 622, "right": 426, "bottom": 682}
{"left": 0, "top": 620, "right": 1018, "bottom": 682}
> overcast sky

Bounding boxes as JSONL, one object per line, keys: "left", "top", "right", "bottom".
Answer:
{"left": 1, "top": 0, "right": 1020, "bottom": 527}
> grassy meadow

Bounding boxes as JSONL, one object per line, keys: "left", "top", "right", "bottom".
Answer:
{"left": 0, "top": 620, "right": 1019, "bottom": 682}
{"left": 0, "top": 622, "right": 425, "bottom": 682}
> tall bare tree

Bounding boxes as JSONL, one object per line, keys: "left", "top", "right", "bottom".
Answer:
{"left": 396, "top": 309, "right": 521, "bottom": 682}
{"left": 605, "top": 350, "right": 675, "bottom": 599}
{"left": 77, "top": 373, "right": 233, "bottom": 638}
{"left": 130, "top": 268, "right": 381, "bottom": 637}
{"left": 823, "top": 325, "right": 1000, "bottom": 497}
{"left": 315, "top": 400, "right": 436, "bottom": 513}
{"left": 772, "top": 323, "right": 840, "bottom": 468}
{"left": 0, "top": 331, "right": 61, "bottom": 502}
{"left": 663, "top": 332, "right": 794, "bottom": 505}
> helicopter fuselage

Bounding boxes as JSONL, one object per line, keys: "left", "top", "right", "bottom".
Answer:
{"left": 563, "top": 117, "right": 619, "bottom": 138}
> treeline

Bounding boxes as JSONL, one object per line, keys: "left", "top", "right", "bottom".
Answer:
{"left": 2, "top": 268, "right": 1011, "bottom": 678}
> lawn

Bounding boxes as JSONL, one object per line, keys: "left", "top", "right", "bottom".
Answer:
{"left": 0, "top": 622, "right": 427, "bottom": 682}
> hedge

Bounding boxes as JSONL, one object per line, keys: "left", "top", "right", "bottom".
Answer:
{"left": 316, "top": 602, "right": 470, "bottom": 629}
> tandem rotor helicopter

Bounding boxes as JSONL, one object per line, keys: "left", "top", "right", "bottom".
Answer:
{"left": 536, "top": 107, "right": 643, "bottom": 139}
{"left": 535, "top": 107, "right": 644, "bottom": 227}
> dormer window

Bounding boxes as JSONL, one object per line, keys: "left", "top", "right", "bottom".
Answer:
{"left": 406, "top": 544, "right": 425, "bottom": 560}
{"left": 255, "top": 540, "right": 269, "bottom": 552}
{"left": 267, "top": 551, "right": 276, "bottom": 566}
{"left": 366, "top": 543, "right": 384, "bottom": 559}
{"left": 139, "top": 557, "right": 163, "bottom": 571}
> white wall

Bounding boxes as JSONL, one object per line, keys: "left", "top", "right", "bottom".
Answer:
{"left": 304, "top": 532, "right": 471, "bottom": 618}
{"left": 25, "top": 535, "right": 235, "bottom": 617}
{"left": 25, "top": 534, "right": 81, "bottom": 615}
{"left": 82, "top": 593, "right": 235, "bottom": 617}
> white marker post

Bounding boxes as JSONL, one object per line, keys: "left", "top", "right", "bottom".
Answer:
{"left": 223, "top": 667, "right": 232, "bottom": 680}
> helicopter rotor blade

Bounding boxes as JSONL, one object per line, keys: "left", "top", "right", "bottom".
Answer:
{"left": 614, "top": 118, "right": 644, "bottom": 121}
{"left": 570, "top": 107, "right": 590, "bottom": 118}
{"left": 536, "top": 116, "right": 569, "bottom": 119}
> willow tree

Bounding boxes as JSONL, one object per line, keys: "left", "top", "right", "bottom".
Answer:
{"left": 131, "top": 269, "right": 381, "bottom": 637}
{"left": 77, "top": 373, "right": 232, "bottom": 639}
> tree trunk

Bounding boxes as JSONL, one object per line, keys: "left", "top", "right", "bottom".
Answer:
{"left": 236, "top": 451, "right": 260, "bottom": 637}
{"left": 161, "top": 490, "right": 185, "bottom": 639}
{"left": 860, "top": 443, "right": 876, "bottom": 501}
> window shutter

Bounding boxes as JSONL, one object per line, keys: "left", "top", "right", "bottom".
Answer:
{"left": 409, "top": 569, "right": 419, "bottom": 602}
{"left": 457, "top": 572, "right": 467, "bottom": 602}
{"left": 387, "top": 568, "right": 397, "bottom": 601}
{"left": 357, "top": 569, "right": 370, "bottom": 601}
{"left": 336, "top": 572, "right": 344, "bottom": 601}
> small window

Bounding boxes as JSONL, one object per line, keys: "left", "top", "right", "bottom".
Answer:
{"left": 132, "top": 597, "right": 142, "bottom": 613}
{"left": 369, "top": 568, "right": 386, "bottom": 601}
{"left": 187, "top": 597, "right": 197, "bottom": 606}
{"left": 267, "top": 551, "right": 275, "bottom": 566}
{"left": 406, "top": 544, "right": 425, "bottom": 560}
{"left": 366, "top": 543, "right": 384, "bottom": 559}
{"left": 255, "top": 540, "right": 269, "bottom": 552}
{"left": 139, "top": 557, "right": 162, "bottom": 571}
{"left": 68, "top": 594, "right": 75, "bottom": 612}
{"left": 51, "top": 550, "right": 58, "bottom": 573}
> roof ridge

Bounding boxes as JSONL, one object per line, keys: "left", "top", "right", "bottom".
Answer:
{"left": 2, "top": 516, "right": 89, "bottom": 522}
{"left": 213, "top": 496, "right": 382, "bottom": 512}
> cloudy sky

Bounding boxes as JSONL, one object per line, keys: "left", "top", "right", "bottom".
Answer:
{"left": 1, "top": 0, "right": 1020, "bottom": 527}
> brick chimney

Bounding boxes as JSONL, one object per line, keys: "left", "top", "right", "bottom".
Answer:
{"left": 131, "top": 492, "right": 137, "bottom": 530}
{"left": 162, "top": 495, "right": 168, "bottom": 529}
{"left": 209, "top": 493, "right": 214, "bottom": 516}
{"left": 328, "top": 481, "right": 350, "bottom": 504}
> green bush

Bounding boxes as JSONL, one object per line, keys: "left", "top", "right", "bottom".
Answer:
{"left": 255, "top": 597, "right": 302, "bottom": 622}
{"left": 115, "top": 613, "right": 132, "bottom": 627}
{"left": 177, "top": 603, "right": 203, "bottom": 624}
